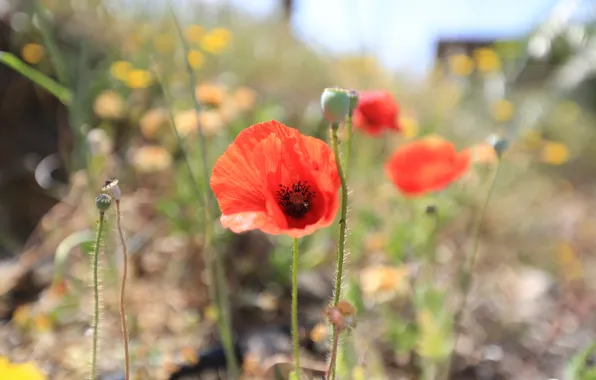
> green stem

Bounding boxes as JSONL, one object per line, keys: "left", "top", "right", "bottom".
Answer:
{"left": 447, "top": 160, "right": 501, "bottom": 376}
{"left": 165, "top": 5, "right": 239, "bottom": 377}
{"left": 91, "top": 211, "right": 106, "bottom": 380}
{"left": 35, "top": 0, "right": 70, "bottom": 87}
{"left": 344, "top": 114, "right": 353, "bottom": 180}
{"left": 291, "top": 237, "right": 301, "bottom": 377}
{"left": 328, "top": 122, "right": 349, "bottom": 380}
{"left": 0, "top": 52, "right": 71, "bottom": 104}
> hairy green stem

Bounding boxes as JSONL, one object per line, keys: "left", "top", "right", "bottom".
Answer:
{"left": 164, "top": 5, "right": 239, "bottom": 377}
{"left": 447, "top": 160, "right": 501, "bottom": 376}
{"left": 115, "top": 201, "right": 131, "bottom": 380}
{"left": 90, "top": 211, "right": 106, "bottom": 380}
{"left": 344, "top": 114, "right": 353, "bottom": 180}
{"left": 291, "top": 237, "right": 301, "bottom": 377}
{"left": 328, "top": 122, "right": 350, "bottom": 380}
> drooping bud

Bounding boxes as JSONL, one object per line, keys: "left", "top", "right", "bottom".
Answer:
{"left": 102, "top": 178, "right": 121, "bottom": 201}
{"left": 488, "top": 134, "right": 509, "bottom": 158}
{"left": 95, "top": 193, "right": 112, "bottom": 212}
{"left": 321, "top": 87, "right": 350, "bottom": 123}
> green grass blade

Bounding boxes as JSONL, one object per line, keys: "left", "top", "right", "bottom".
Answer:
{"left": 0, "top": 51, "right": 72, "bottom": 105}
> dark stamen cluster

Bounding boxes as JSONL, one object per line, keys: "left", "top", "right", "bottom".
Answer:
{"left": 276, "top": 181, "right": 315, "bottom": 219}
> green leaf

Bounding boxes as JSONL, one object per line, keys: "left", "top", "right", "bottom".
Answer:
{"left": 565, "top": 343, "right": 596, "bottom": 380}
{"left": 0, "top": 52, "right": 71, "bottom": 104}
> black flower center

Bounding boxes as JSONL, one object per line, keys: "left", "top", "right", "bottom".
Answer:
{"left": 276, "top": 181, "right": 315, "bottom": 219}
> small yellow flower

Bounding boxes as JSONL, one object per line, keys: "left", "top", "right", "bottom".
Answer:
{"left": 199, "top": 110, "right": 225, "bottom": 135}
{"left": 200, "top": 28, "right": 232, "bottom": 54}
{"left": 21, "top": 43, "right": 45, "bottom": 64}
{"left": 174, "top": 110, "right": 198, "bottom": 136}
{"left": 474, "top": 47, "right": 502, "bottom": 73}
{"left": 352, "top": 366, "right": 366, "bottom": 380}
{"left": 93, "top": 90, "right": 126, "bottom": 119}
{"left": 195, "top": 83, "right": 226, "bottom": 106}
{"left": 187, "top": 50, "right": 205, "bottom": 70}
{"left": 471, "top": 143, "right": 498, "bottom": 165}
{"left": 0, "top": 357, "right": 47, "bottom": 380}
{"left": 131, "top": 145, "right": 173, "bottom": 173}
{"left": 204, "top": 304, "right": 218, "bottom": 322}
{"left": 154, "top": 33, "right": 176, "bottom": 54}
{"left": 33, "top": 314, "right": 52, "bottom": 333}
{"left": 448, "top": 54, "right": 474, "bottom": 77}
{"left": 540, "top": 141, "right": 570, "bottom": 165}
{"left": 309, "top": 322, "right": 329, "bottom": 343}
{"left": 125, "top": 69, "right": 153, "bottom": 89}
{"left": 180, "top": 347, "right": 199, "bottom": 365}
{"left": 185, "top": 25, "right": 204, "bottom": 43}
{"left": 490, "top": 99, "right": 514, "bottom": 123}
{"left": 360, "top": 265, "right": 409, "bottom": 303}
{"left": 232, "top": 87, "right": 257, "bottom": 111}
{"left": 556, "top": 242, "right": 583, "bottom": 281}
{"left": 400, "top": 116, "right": 419, "bottom": 139}
{"left": 110, "top": 60, "right": 133, "bottom": 81}
{"left": 139, "top": 108, "right": 169, "bottom": 140}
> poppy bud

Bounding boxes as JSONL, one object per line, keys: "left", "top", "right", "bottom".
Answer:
{"left": 95, "top": 193, "right": 112, "bottom": 212}
{"left": 102, "top": 178, "right": 121, "bottom": 201}
{"left": 348, "top": 90, "right": 359, "bottom": 115}
{"left": 321, "top": 87, "right": 350, "bottom": 123}
{"left": 488, "top": 135, "right": 509, "bottom": 158}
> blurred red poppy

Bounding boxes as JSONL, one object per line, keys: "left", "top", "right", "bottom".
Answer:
{"left": 210, "top": 120, "right": 340, "bottom": 238}
{"left": 385, "top": 136, "right": 471, "bottom": 196}
{"left": 353, "top": 91, "right": 400, "bottom": 135}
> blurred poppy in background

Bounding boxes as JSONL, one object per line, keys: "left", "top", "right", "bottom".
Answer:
{"left": 385, "top": 135, "right": 470, "bottom": 196}
{"left": 353, "top": 90, "right": 401, "bottom": 135}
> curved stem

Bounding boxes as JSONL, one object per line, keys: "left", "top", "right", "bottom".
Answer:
{"left": 115, "top": 201, "right": 130, "bottom": 380}
{"left": 447, "top": 160, "right": 501, "bottom": 375}
{"left": 344, "top": 114, "right": 353, "bottom": 181}
{"left": 90, "top": 211, "right": 105, "bottom": 380}
{"left": 328, "top": 122, "right": 349, "bottom": 380}
{"left": 291, "top": 237, "right": 301, "bottom": 377}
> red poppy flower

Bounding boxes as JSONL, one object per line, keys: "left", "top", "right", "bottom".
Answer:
{"left": 210, "top": 120, "right": 340, "bottom": 238}
{"left": 385, "top": 136, "right": 471, "bottom": 196}
{"left": 353, "top": 91, "right": 400, "bottom": 135}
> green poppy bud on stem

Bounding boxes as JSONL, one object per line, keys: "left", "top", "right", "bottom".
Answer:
{"left": 321, "top": 87, "right": 350, "bottom": 123}
{"left": 95, "top": 193, "right": 112, "bottom": 212}
{"left": 488, "top": 135, "right": 509, "bottom": 158}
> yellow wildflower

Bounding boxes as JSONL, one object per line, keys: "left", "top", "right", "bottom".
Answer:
{"left": 0, "top": 357, "right": 47, "bottom": 380}
{"left": 556, "top": 242, "right": 583, "bottom": 281}
{"left": 540, "top": 141, "right": 570, "bottom": 165}
{"left": 471, "top": 142, "right": 498, "bottom": 165}
{"left": 199, "top": 110, "right": 225, "bottom": 135}
{"left": 139, "top": 108, "right": 169, "bottom": 140}
{"left": 232, "top": 87, "right": 257, "bottom": 111}
{"left": 352, "top": 366, "right": 366, "bottom": 380}
{"left": 110, "top": 60, "right": 133, "bottom": 81}
{"left": 200, "top": 28, "right": 232, "bottom": 54}
{"left": 195, "top": 83, "right": 226, "bottom": 106}
{"left": 474, "top": 47, "right": 502, "bottom": 73}
{"left": 490, "top": 99, "right": 514, "bottom": 123}
{"left": 399, "top": 116, "right": 419, "bottom": 139}
{"left": 125, "top": 70, "right": 153, "bottom": 89}
{"left": 185, "top": 25, "right": 204, "bottom": 43}
{"left": 21, "top": 43, "right": 45, "bottom": 64}
{"left": 360, "top": 265, "right": 409, "bottom": 303}
{"left": 187, "top": 50, "right": 205, "bottom": 70}
{"left": 93, "top": 90, "right": 126, "bottom": 119}
{"left": 448, "top": 54, "right": 474, "bottom": 77}
{"left": 309, "top": 322, "right": 329, "bottom": 343}
{"left": 174, "top": 110, "right": 198, "bottom": 136}
{"left": 131, "top": 145, "right": 173, "bottom": 173}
